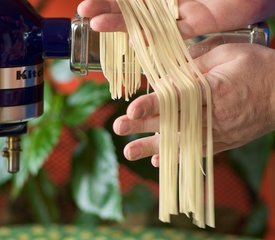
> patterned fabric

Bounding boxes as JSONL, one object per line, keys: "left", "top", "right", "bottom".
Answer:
{"left": 0, "top": 225, "right": 260, "bottom": 240}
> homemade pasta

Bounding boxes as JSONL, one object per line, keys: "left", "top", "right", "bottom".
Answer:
{"left": 100, "top": 0, "right": 214, "bottom": 228}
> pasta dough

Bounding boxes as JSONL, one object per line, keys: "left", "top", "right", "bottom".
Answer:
{"left": 100, "top": 0, "right": 214, "bottom": 228}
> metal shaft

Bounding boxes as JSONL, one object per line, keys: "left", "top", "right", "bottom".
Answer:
{"left": 2, "top": 136, "right": 21, "bottom": 173}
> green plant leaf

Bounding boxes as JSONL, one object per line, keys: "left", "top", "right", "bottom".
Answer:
{"left": 37, "top": 170, "right": 59, "bottom": 221}
{"left": 268, "top": 17, "right": 275, "bottom": 37}
{"left": 64, "top": 82, "right": 111, "bottom": 126}
{"left": 12, "top": 120, "right": 62, "bottom": 197}
{"left": 24, "top": 120, "right": 62, "bottom": 175}
{"left": 71, "top": 128, "right": 123, "bottom": 221}
{"left": 228, "top": 134, "right": 273, "bottom": 193}
{"left": 242, "top": 201, "right": 268, "bottom": 237}
{"left": 25, "top": 173, "right": 57, "bottom": 224}
{"left": 123, "top": 184, "right": 156, "bottom": 214}
{"left": 11, "top": 165, "right": 29, "bottom": 198}
{"left": 44, "top": 80, "right": 55, "bottom": 116}
{"left": 74, "top": 210, "right": 99, "bottom": 226}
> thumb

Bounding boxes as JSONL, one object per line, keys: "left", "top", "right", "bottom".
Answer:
{"left": 193, "top": 43, "right": 244, "bottom": 73}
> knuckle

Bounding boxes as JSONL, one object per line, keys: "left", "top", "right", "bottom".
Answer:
{"left": 214, "top": 108, "right": 236, "bottom": 122}
{"left": 207, "top": 71, "right": 232, "bottom": 98}
{"left": 141, "top": 119, "right": 147, "bottom": 132}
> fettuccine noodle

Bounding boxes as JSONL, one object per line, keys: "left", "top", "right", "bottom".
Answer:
{"left": 100, "top": 0, "right": 214, "bottom": 228}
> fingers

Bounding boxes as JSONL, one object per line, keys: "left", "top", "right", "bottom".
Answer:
{"left": 114, "top": 98, "right": 209, "bottom": 135}
{"left": 151, "top": 140, "right": 225, "bottom": 168}
{"left": 78, "top": 0, "right": 263, "bottom": 40}
{"left": 78, "top": 0, "right": 121, "bottom": 17}
{"left": 194, "top": 43, "right": 242, "bottom": 73}
{"left": 120, "top": 124, "right": 223, "bottom": 165}
{"left": 151, "top": 154, "right": 160, "bottom": 167}
{"left": 177, "top": 0, "right": 263, "bottom": 39}
{"left": 90, "top": 14, "right": 126, "bottom": 32}
{"left": 127, "top": 92, "right": 160, "bottom": 119}
{"left": 126, "top": 91, "right": 206, "bottom": 120}
{"left": 124, "top": 135, "right": 159, "bottom": 161}
{"left": 176, "top": 0, "right": 219, "bottom": 39}
{"left": 78, "top": 0, "right": 126, "bottom": 32}
{"left": 113, "top": 115, "right": 160, "bottom": 135}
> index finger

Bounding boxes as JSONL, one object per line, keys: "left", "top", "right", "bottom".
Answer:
{"left": 77, "top": 0, "right": 126, "bottom": 32}
{"left": 77, "top": 0, "right": 121, "bottom": 18}
{"left": 127, "top": 92, "right": 160, "bottom": 120}
{"left": 127, "top": 86, "right": 207, "bottom": 121}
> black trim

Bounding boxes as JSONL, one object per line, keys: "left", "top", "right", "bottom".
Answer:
{"left": 0, "top": 122, "right": 27, "bottom": 137}
{"left": 0, "top": 83, "right": 43, "bottom": 107}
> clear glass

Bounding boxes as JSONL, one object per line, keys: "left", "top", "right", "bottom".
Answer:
{"left": 70, "top": 15, "right": 101, "bottom": 74}
{"left": 70, "top": 15, "right": 270, "bottom": 75}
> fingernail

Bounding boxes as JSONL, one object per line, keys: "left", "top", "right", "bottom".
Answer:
{"left": 131, "top": 107, "right": 145, "bottom": 119}
{"left": 151, "top": 155, "right": 159, "bottom": 167}
{"left": 90, "top": 19, "right": 99, "bottom": 31}
{"left": 125, "top": 147, "right": 141, "bottom": 160}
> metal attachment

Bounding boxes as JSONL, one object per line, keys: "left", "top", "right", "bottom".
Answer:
{"left": 70, "top": 19, "right": 270, "bottom": 76}
{"left": 3, "top": 136, "right": 21, "bottom": 173}
{"left": 70, "top": 14, "right": 101, "bottom": 74}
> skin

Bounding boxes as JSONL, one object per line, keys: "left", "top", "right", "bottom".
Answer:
{"left": 77, "top": 0, "right": 275, "bottom": 167}
{"left": 113, "top": 44, "right": 275, "bottom": 166}
{"left": 78, "top": 0, "right": 275, "bottom": 37}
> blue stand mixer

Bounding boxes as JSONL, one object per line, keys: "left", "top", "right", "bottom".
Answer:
{"left": 0, "top": 0, "right": 71, "bottom": 173}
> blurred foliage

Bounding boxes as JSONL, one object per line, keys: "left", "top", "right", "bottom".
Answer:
{"left": 227, "top": 134, "right": 273, "bottom": 237}
{"left": 0, "top": 63, "right": 114, "bottom": 221}
{"left": 0, "top": 60, "right": 157, "bottom": 228}
{"left": 229, "top": 135, "right": 273, "bottom": 194}
{"left": 71, "top": 128, "right": 123, "bottom": 221}
{"left": 242, "top": 202, "right": 268, "bottom": 237}
{"left": 268, "top": 17, "right": 275, "bottom": 37}
{"left": 123, "top": 184, "right": 156, "bottom": 215}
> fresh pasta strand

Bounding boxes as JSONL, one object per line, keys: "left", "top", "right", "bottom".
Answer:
{"left": 100, "top": 0, "right": 214, "bottom": 228}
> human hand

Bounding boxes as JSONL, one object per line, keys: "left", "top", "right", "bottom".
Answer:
{"left": 77, "top": 0, "right": 274, "bottom": 38}
{"left": 113, "top": 43, "right": 275, "bottom": 166}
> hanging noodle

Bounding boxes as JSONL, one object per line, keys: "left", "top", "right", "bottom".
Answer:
{"left": 100, "top": 0, "right": 214, "bottom": 228}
